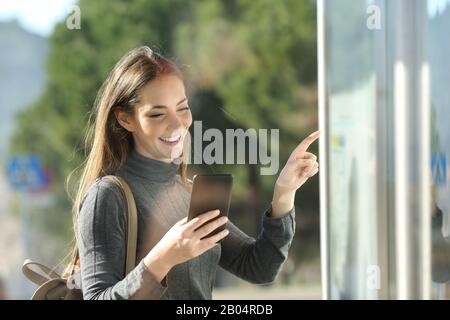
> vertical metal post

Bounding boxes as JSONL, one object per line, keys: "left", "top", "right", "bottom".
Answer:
{"left": 391, "top": 0, "right": 431, "bottom": 299}
{"left": 374, "top": 0, "right": 390, "bottom": 300}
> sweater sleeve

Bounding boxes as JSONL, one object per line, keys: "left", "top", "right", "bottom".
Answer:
{"left": 219, "top": 205, "right": 296, "bottom": 284}
{"left": 77, "top": 177, "right": 168, "bottom": 300}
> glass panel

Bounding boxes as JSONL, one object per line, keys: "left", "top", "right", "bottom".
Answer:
{"left": 326, "top": 0, "right": 381, "bottom": 299}
{"left": 427, "top": 0, "right": 450, "bottom": 300}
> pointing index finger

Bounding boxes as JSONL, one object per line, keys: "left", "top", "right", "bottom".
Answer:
{"left": 296, "top": 130, "right": 320, "bottom": 155}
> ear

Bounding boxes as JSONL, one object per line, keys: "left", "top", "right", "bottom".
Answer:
{"left": 114, "top": 109, "right": 135, "bottom": 132}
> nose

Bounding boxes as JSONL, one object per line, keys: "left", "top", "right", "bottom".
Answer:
{"left": 167, "top": 110, "right": 183, "bottom": 131}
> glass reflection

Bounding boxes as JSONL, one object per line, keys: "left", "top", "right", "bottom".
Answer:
{"left": 327, "top": 0, "right": 380, "bottom": 299}
{"left": 428, "top": 0, "right": 450, "bottom": 300}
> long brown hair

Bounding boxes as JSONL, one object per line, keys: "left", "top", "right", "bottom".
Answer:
{"left": 63, "top": 46, "right": 189, "bottom": 277}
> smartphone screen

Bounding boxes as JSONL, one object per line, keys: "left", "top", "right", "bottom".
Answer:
{"left": 187, "top": 174, "right": 233, "bottom": 239}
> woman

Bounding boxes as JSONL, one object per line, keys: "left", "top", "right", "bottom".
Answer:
{"left": 72, "top": 46, "right": 319, "bottom": 299}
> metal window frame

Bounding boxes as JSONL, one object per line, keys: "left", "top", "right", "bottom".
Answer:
{"left": 388, "top": 0, "right": 431, "bottom": 300}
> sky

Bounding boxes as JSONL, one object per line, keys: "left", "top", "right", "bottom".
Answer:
{"left": 0, "top": 0, "right": 77, "bottom": 37}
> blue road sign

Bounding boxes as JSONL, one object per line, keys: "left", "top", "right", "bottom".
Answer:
{"left": 431, "top": 152, "right": 447, "bottom": 186}
{"left": 5, "top": 155, "right": 51, "bottom": 193}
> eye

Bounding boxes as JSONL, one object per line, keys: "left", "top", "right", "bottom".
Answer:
{"left": 148, "top": 114, "right": 164, "bottom": 118}
{"left": 178, "top": 105, "right": 190, "bottom": 112}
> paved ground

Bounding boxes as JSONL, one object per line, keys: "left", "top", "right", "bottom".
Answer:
{"left": 212, "top": 284, "right": 322, "bottom": 300}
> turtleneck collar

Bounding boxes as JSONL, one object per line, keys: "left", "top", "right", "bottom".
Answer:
{"left": 120, "top": 148, "right": 180, "bottom": 182}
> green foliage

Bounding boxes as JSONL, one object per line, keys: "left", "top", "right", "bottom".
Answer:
{"left": 176, "top": 0, "right": 316, "bottom": 129}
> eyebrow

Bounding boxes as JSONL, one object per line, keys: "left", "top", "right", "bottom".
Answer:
{"left": 150, "top": 97, "right": 188, "bottom": 110}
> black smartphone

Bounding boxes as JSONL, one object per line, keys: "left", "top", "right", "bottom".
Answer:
{"left": 187, "top": 174, "right": 233, "bottom": 239}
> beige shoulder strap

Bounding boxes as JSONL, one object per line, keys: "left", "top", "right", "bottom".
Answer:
{"left": 103, "top": 175, "right": 138, "bottom": 275}
{"left": 22, "top": 259, "right": 60, "bottom": 286}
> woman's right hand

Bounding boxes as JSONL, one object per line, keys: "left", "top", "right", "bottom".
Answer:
{"left": 143, "top": 209, "right": 229, "bottom": 281}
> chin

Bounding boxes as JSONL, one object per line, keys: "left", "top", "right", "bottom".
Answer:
{"left": 158, "top": 140, "right": 184, "bottom": 159}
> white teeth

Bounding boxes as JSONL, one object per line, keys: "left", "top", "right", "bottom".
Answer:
{"left": 160, "top": 135, "right": 181, "bottom": 142}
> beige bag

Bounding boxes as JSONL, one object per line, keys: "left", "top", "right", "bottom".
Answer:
{"left": 22, "top": 176, "right": 138, "bottom": 300}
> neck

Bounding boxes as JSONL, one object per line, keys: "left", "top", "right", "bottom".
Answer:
{"left": 119, "top": 147, "right": 181, "bottom": 182}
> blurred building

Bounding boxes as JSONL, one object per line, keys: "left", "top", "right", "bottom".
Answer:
{"left": 318, "top": 0, "right": 450, "bottom": 299}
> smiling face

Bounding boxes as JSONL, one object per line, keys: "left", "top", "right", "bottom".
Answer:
{"left": 115, "top": 74, "right": 193, "bottom": 163}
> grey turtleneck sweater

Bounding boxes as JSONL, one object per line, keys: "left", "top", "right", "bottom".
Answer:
{"left": 77, "top": 148, "right": 296, "bottom": 300}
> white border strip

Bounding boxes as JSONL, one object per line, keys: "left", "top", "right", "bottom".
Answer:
{"left": 317, "top": 0, "right": 329, "bottom": 300}
{"left": 394, "top": 62, "right": 409, "bottom": 299}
